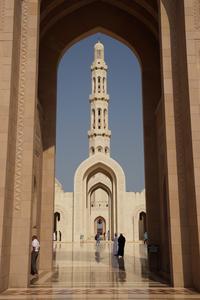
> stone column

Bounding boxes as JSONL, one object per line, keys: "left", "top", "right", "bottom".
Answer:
{"left": 142, "top": 68, "right": 161, "bottom": 246}
{"left": 8, "top": 0, "right": 40, "bottom": 288}
{"left": 160, "top": 0, "right": 197, "bottom": 288}
{"left": 39, "top": 87, "right": 56, "bottom": 271}
{"left": 38, "top": 33, "right": 58, "bottom": 268}
{"left": 160, "top": 0, "right": 186, "bottom": 287}
{"left": 0, "top": 0, "right": 20, "bottom": 292}
{"left": 183, "top": 0, "right": 200, "bottom": 291}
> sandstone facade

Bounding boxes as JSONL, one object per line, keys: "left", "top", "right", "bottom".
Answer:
{"left": 0, "top": 0, "right": 200, "bottom": 292}
{"left": 54, "top": 179, "right": 146, "bottom": 242}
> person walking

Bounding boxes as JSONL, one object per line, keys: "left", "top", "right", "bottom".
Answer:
{"left": 144, "top": 231, "right": 148, "bottom": 244}
{"left": 117, "top": 233, "right": 126, "bottom": 258}
{"left": 31, "top": 235, "right": 40, "bottom": 276}
{"left": 113, "top": 233, "right": 118, "bottom": 256}
{"left": 95, "top": 233, "right": 101, "bottom": 246}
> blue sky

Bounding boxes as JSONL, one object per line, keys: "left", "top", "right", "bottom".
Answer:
{"left": 56, "top": 33, "right": 144, "bottom": 192}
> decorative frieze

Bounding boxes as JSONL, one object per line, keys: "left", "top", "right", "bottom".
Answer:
{"left": 0, "top": 0, "right": 5, "bottom": 30}
{"left": 14, "top": 0, "right": 28, "bottom": 211}
{"left": 194, "top": 0, "right": 200, "bottom": 30}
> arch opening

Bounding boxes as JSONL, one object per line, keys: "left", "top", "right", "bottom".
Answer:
{"left": 38, "top": 0, "right": 171, "bottom": 287}
{"left": 94, "top": 216, "right": 106, "bottom": 237}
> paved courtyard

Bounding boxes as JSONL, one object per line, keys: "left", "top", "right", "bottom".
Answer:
{"left": 0, "top": 242, "right": 200, "bottom": 299}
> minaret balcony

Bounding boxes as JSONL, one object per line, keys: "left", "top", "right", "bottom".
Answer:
{"left": 91, "top": 62, "right": 107, "bottom": 71}
{"left": 89, "top": 94, "right": 109, "bottom": 101}
{"left": 88, "top": 129, "right": 111, "bottom": 137}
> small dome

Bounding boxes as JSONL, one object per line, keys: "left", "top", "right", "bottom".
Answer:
{"left": 94, "top": 41, "right": 104, "bottom": 50}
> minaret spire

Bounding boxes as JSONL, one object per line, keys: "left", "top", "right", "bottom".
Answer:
{"left": 88, "top": 41, "right": 111, "bottom": 156}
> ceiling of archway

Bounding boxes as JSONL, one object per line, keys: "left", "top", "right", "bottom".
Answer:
{"left": 88, "top": 174, "right": 112, "bottom": 187}
{"left": 38, "top": 0, "right": 161, "bottom": 146}
{"left": 40, "top": 0, "right": 159, "bottom": 39}
{"left": 41, "top": 0, "right": 158, "bottom": 16}
{"left": 85, "top": 166, "right": 115, "bottom": 183}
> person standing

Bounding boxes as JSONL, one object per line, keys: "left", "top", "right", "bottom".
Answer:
{"left": 144, "top": 231, "right": 148, "bottom": 244}
{"left": 117, "top": 233, "right": 126, "bottom": 258}
{"left": 31, "top": 235, "right": 40, "bottom": 276}
{"left": 107, "top": 230, "right": 110, "bottom": 241}
{"left": 113, "top": 233, "right": 118, "bottom": 256}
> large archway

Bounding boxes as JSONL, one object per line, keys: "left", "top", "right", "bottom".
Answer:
{"left": 37, "top": 1, "right": 199, "bottom": 289}
{"left": 89, "top": 182, "right": 112, "bottom": 240}
{"left": 74, "top": 155, "right": 126, "bottom": 241}
{"left": 1, "top": 0, "right": 200, "bottom": 293}
{"left": 38, "top": 0, "right": 163, "bottom": 277}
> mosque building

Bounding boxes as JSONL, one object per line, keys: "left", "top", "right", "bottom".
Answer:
{"left": 54, "top": 41, "right": 146, "bottom": 242}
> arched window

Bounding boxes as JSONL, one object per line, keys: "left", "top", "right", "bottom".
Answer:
{"left": 92, "top": 109, "right": 95, "bottom": 129}
{"left": 93, "top": 77, "right": 96, "bottom": 93}
{"left": 105, "top": 147, "right": 109, "bottom": 154}
{"left": 103, "top": 77, "right": 105, "bottom": 92}
{"left": 98, "top": 108, "right": 101, "bottom": 129}
{"left": 97, "top": 146, "right": 103, "bottom": 152}
{"left": 104, "top": 109, "right": 107, "bottom": 128}
{"left": 90, "top": 147, "right": 95, "bottom": 155}
{"left": 97, "top": 76, "right": 101, "bottom": 93}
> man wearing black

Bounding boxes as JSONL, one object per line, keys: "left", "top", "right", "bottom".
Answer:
{"left": 118, "top": 233, "right": 126, "bottom": 258}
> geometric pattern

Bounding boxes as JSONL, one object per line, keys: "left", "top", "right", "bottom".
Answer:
{"left": 1, "top": 287, "right": 200, "bottom": 299}
{"left": 1, "top": 243, "right": 200, "bottom": 299}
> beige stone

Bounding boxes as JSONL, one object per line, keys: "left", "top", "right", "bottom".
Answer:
{"left": 0, "top": 0, "right": 200, "bottom": 294}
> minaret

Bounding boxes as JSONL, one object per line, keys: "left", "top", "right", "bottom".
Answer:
{"left": 88, "top": 41, "right": 111, "bottom": 156}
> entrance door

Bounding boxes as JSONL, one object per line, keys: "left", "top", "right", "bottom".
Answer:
{"left": 94, "top": 217, "right": 106, "bottom": 236}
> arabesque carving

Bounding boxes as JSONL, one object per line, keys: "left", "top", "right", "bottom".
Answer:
{"left": 14, "top": 0, "right": 28, "bottom": 211}
{"left": 0, "top": 0, "right": 5, "bottom": 30}
{"left": 194, "top": 0, "right": 200, "bottom": 29}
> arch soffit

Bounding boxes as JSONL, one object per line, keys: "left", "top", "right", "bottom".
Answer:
{"left": 88, "top": 182, "right": 112, "bottom": 198}
{"left": 56, "top": 27, "right": 142, "bottom": 68}
{"left": 39, "top": 0, "right": 160, "bottom": 74}
{"left": 74, "top": 155, "right": 126, "bottom": 190}
{"left": 40, "top": 0, "right": 158, "bottom": 16}
{"left": 40, "top": 0, "right": 159, "bottom": 40}
{"left": 38, "top": 2, "right": 162, "bottom": 139}
{"left": 38, "top": 0, "right": 162, "bottom": 155}
{"left": 88, "top": 173, "right": 112, "bottom": 191}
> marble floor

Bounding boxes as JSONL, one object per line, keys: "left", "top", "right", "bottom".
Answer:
{"left": 1, "top": 242, "right": 200, "bottom": 299}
